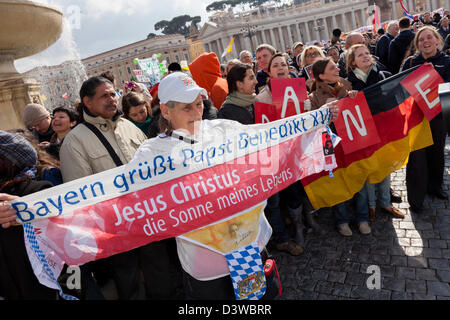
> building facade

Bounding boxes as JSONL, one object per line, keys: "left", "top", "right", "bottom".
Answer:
{"left": 82, "top": 34, "right": 192, "bottom": 87}
{"left": 24, "top": 60, "right": 87, "bottom": 109}
{"left": 198, "top": 0, "right": 450, "bottom": 61}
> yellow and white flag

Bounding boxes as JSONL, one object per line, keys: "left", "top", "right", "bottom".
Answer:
{"left": 221, "top": 38, "right": 235, "bottom": 58}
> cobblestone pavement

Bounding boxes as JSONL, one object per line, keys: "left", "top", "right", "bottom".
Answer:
{"left": 273, "top": 139, "right": 450, "bottom": 300}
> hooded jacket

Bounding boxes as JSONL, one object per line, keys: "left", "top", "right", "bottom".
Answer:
{"left": 189, "top": 52, "right": 228, "bottom": 110}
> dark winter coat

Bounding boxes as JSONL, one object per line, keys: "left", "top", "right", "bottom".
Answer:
{"left": 375, "top": 33, "right": 394, "bottom": 69}
{"left": 346, "top": 67, "right": 392, "bottom": 91}
{"left": 0, "top": 179, "right": 58, "bottom": 300}
{"left": 388, "top": 29, "right": 415, "bottom": 74}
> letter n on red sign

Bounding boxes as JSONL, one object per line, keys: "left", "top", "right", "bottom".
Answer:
{"left": 334, "top": 91, "right": 381, "bottom": 155}
{"left": 401, "top": 63, "right": 443, "bottom": 121}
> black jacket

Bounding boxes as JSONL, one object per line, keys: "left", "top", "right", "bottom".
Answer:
{"left": 438, "top": 26, "right": 450, "bottom": 41}
{"left": 33, "top": 126, "right": 55, "bottom": 143}
{"left": 444, "top": 34, "right": 450, "bottom": 53}
{"left": 388, "top": 29, "right": 415, "bottom": 74}
{"left": 375, "top": 33, "right": 394, "bottom": 68}
{"left": 217, "top": 103, "right": 254, "bottom": 125}
{"left": 401, "top": 51, "right": 450, "bottom": 83}
{"left": 0, "top": 179, "right": 57, "bottom": 300}
{"left": 346, "top": 67, "right": 392, "bottom": 91}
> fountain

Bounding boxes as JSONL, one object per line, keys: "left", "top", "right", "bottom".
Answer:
{"left": 0, "top": 0, "right": 63, "bottom": 130}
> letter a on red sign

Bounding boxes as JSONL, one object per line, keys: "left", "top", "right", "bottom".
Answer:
{"left": 254, "top": 102, "right": 278, "bottom": 123}
{"left": 271, "top": 78, "right": 308, "bottom": 118}
{"left": 400, "top": 63, "right": 443, "bottom": 121}
{"left": 334, "top": 91, "right": 381, "bottom": 155}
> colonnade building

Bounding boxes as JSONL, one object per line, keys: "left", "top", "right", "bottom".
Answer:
{"left": 198, "top": 0, "right": 449, "bottom": 60}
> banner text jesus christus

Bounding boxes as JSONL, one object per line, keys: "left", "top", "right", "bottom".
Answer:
{"left": 11, "top": 107, "right": 331, "bottom": 223}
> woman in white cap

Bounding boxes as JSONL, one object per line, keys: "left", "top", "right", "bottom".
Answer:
{"left": 131, "top": 71, "right": 340, "bottom": 300}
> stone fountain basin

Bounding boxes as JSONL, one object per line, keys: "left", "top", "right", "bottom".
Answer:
{"left": 0, "top": 0, "right": 63, "bottom": 60}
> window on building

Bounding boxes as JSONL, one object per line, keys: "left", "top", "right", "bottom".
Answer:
{"left": 127, "top": 67, "right": 132, "bottom": 74}
{"left": 175, "top": 55, "right": 179, "bottom": 62}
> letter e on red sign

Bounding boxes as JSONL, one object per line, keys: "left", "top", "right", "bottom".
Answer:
{"left": 401, "top": 63, "right": 443, "bottom": 121}
{"left": 334, "top": 91, "right": 380, "bottom": 155}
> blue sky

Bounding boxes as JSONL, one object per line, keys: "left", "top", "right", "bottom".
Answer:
{"left": 15, "top": 0, "right": 212, "bottom": 72}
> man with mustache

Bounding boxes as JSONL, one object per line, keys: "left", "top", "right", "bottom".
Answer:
{"left": 60, "top": 76, "right": 148, "bottom": 300}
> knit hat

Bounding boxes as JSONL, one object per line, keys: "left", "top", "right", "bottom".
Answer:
{"left": 23, "top": 103, "right": 50, "bottom": 128}
{"left": 0, "top": 130, "right": 38, "bottom": 169}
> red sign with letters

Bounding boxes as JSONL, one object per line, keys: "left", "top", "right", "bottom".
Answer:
{"left": 401, "top": 63, "right": 443, "bottom": 121}
{"left": 334, "top": 91, "right": 381, "bottom": 155}
{"left": 254, "top": 102, "right": 278, "bottom": 124}
{"left": 255, "top": 78, "right": 308, "bottom": 124}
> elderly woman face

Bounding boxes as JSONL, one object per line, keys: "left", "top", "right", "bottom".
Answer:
{"left": 161, "top": 94, "right": 204, "bottom": 135}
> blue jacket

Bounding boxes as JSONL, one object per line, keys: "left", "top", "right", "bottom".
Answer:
{"left": 388, "top": 29, "right": 415, "bottom": 74}
{"left": 256, "top": 70, "right": 269, "bottom": 94}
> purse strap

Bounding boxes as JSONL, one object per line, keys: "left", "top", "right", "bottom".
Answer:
{"left": 83, "top": 122, "right": 124, "bottom": 167}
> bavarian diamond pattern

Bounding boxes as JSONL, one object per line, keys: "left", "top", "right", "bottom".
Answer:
{"left": 23, "top": 223, "right": 78, "bottom": 300}
{"left": 225, "top": 242, "right": 266, "bottom": 300}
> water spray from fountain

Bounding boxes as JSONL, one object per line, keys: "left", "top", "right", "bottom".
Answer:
{"left": 16, "top": 1, "right": 87, "bottom": 110}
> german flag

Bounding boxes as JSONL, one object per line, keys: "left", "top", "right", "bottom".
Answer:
{"left": 302, "top": 66, "right": 435, "bottom": 209}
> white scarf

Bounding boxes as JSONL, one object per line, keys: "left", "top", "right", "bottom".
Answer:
{"left": 353, "top": 64, "right": 377, "bottom": 83}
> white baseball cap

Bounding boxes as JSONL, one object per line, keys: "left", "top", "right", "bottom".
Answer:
{"left": 158, "top": 72, "right": 207, "bottom": 105}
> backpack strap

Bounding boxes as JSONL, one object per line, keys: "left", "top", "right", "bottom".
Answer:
{"left": 83, "top": 122, "right": 123, "bottom": 167}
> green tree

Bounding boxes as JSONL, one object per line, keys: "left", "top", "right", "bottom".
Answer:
{"left": 154, "top": 15, "right": 202, "bottom": 36}
{"left": 206, "top": 0, "right": 275, "bottom": 12}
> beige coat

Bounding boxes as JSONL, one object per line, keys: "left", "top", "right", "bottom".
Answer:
{"left": 308, "top": 78, "right": 352, "bottom": 110}
{"left": 60, "top": 111, "right": 147, "bottom": 182}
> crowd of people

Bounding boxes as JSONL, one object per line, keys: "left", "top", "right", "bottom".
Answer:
{"left": 0, "top": 9, "right": 450, "bottom": 300}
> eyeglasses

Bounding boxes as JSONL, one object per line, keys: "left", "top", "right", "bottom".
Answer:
{"left": 306, "top": 51, "right": 321, "bottom": 58}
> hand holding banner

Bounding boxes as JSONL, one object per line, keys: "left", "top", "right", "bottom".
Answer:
{"left": 334, "top": 91, "right": 381, "bottom": 155}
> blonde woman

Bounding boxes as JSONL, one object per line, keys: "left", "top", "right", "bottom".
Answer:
{"left": 298, "top": 45, "right": 326, "bottom": 82}
{"left": 401, "top": 26, "right": 450, "bottom": 212}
